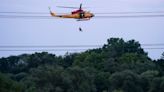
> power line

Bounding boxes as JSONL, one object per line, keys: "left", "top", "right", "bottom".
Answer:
{"left": 94, "top": 15, "right": 164, "bottom": 18}
{"left": 0, "top": 15, "right": 52, "bottom": 19}
{"left": 0, "top": 49, "right": 87, "bottom": 52}
{"left": 0, "top": 44, "right": 163, "bottom": 52}
{"left": 0, "top": 11, "right": 164, "bottom": 19}
{"left": 1, "top": 11, "right": 164, "bottom": 14}
{"left": 144, "top": 48, "right": 164, "bottom": 50}
{"left": 0, "top": 44, "right": 164, "bottom": 48}
{"left": 0, "top": 45, "right": 101, "bottom": 48}
{"left": 94, "top": 11, "right": 164, "bottom": 14}
{"left": 0, "top": 48, "right": 163, "bottom": 52}
{"left": 0, "top": 14, "right": 164, "bottom": 19}
{"left": 141, "top": 44, "right": 164, "bottom": 46}
{"left": 0, "top": 12, "right": 48, "bottom": 14}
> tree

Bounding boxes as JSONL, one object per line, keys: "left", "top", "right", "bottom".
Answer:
{"left": 24, "top": 65, "right": 65, "bottom": 92}
{"left": 109, "top": 70, "right": 143, "bottom": 92}
{"left": 0, "top": 37, "right": 163, "bottom": 92}
{"left": 140, "top": 70, "right": 159, "bottom": 92}
{"left": 102, "top": 38, "right": 147, "bottom": 59}
{"left": 0, "top": 72, "right": 23, "bottom": 92}
{"left": 66, "top": 66, "right": 96, "bottom": 92}
{"left": 94, "top": 72, "right": 110, "bottom": 92}
{"left": 161, "top": 52, "right": 164, "bottom": 59}
{"left": 118, "top": 53, "right": 149, "bottom": 64}
{"left": 149, "top": 77, "right": 164, "bottom": 92}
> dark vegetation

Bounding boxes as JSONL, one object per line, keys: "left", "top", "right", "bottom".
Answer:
{"left": 0, "top": 38, "right": 164, "bottom": 92}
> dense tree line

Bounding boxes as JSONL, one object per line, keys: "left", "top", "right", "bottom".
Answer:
{"left": 0, "top": 38, "right": 164, "bottom": 92}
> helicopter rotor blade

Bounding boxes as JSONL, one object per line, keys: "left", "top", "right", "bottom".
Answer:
{"left": 57, "top": 4, "right": 88, "bottom": 9}
{"left": 57, "top": 6, "right": 79, "bottom": 9}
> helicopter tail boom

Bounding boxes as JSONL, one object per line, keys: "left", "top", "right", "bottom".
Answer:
{"left": 50, "top": 12, "right": 56, "bottom": 16}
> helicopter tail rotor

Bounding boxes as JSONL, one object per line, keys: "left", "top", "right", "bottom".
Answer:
{"left": 48, "top": 7, "right": 56, "bottom": 16}
{"left": 48, "top": 7, "right": 52, "bottom": 12}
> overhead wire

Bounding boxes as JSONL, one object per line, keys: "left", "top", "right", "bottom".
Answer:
{"left": 0, "top": 11, "right": 164, "bottom": 19}
{"left": 1, "top": 15, "right": 164, "bottom": 19}
{"left": 0, "top": 12, "right": 48, "bottom": 14}
{"left": 0, "top": 44, "right": 164, "bottom": 47}
{"left": 0, "top": 48, "right": 163, "bottom": 52}
{"left": 1, "top": 11, "right": 164, "bottom": 14}
{"left": 0, "top": 15, "right": 52, "bottom": 19}
{"left": 0, "top": 44, "right": 164, "bottom": 51}
{"left": 94, "top": 15, "right": 164, "bottom": 18}
{"left": 94, "top": 11, "right": 164, "bottom": 14}
{"left": 0, "top": 44, "right": 164, "bottom": 48}
{"left": 0, "top": 48, "right": 164, "bottom": 51}
{"left": 0, "top": 45, "right": 102, "bottom": 48}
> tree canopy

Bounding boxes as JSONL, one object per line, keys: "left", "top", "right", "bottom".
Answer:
{"left": 0, "top": 38, "right": 163, "bottom": 92}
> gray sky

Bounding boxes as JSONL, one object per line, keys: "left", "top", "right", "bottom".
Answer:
{"left": 0, "top": 0, "right": 164, "bottom": 59}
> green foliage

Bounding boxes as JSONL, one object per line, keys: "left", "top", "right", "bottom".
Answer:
{"left": 102, "top": 38, "right": 147, "bottom": 59}
{"left": 161, "top": 52, "right": 164, "bottom": 59}
{"left": 119, "top": 53, "right": 149, "bottom": 64}
{"left": 94, "top": 72, "right": 110, "bottom": 92}
{"left": 0, "top": 38, "right": 163, "bottom": 92}
{"left": 109, "top": 70, "right": 143, "bottom": 92}
{"left": 0, "top": 72, "right": 23, "bottom": 92}
{"left": 112, "top": 89, "right": 124, "bottom": 92}
{"left": 148, "top": 77, "right": 164, "bottom": 92}
{"left": 22, "top": 65, "right": 96, "bottom": 92}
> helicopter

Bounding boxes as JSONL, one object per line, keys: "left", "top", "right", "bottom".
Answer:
{"left": 49, "top": 4, "right": 94, "bottom": 21}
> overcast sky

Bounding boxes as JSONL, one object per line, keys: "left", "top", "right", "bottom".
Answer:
{"left": 0, "top": 0, "right": 164, "bottom": 59}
